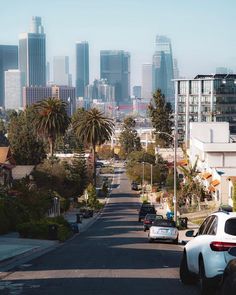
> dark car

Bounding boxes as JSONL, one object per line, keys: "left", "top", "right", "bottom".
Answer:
{"left": 79, "top": 208, "right": 94, "bottom": 218}
{"left": 143, "top": 213, "right": 163, "bottom": 231}
{"left": 220, "top": 247, "right": 236, "bottom": 295}
{"left": 138, "top": 204, "right": 156, "bottom": 222}
{"left": 131, "top": 181, "right": 139, "bottom": 190}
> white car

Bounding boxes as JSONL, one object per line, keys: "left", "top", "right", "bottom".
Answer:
{"left": 148, "top": 219, "right": 179, "bottom": 244}
{"left": 180, "top": 210, "right": 236, "bottom": 295}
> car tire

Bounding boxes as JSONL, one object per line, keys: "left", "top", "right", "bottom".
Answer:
{"left": 180, "top": 251, "right": 198, "bottom": 285}
{"left": 199, "top": 258, "right": 215, "bottom": 295}
{"left": 148, "top": 236, "right": 153, "bottom": 243}
{"left": 173, "top": 236, "right": 179, "bottom": 244}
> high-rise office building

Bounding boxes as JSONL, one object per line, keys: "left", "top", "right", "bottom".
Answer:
{"left": 153, "top": 35, "right": 174, "bottom": 104}
{"left": 85, "top": 79, "right": 115, "bottom": 102}
{"left": 76, "top": 41, "right": 89, "bottom": 97}
{"left": 142, "top": 63, "right": 152, "bottom": 100}
{"left": 23, "top": 85, "right": 75, "bottom": 116}
{"left": 5, "top": 70, "right": 23, "bottom": 110}
{"left": 0, "top": 45, "right": 18, "bottom": 107}
{"left": 100, "top": 50, "right": 130, "bottom": 105}
{"left": 19, "top": 16, "right": 46, "bottom": 87}
{"left": 173, "top": 58, "right": 179, "bottom": 79}
{"left": 133, "top": 86, "right": 141, "bottom": 98}
{"left": 53, "top": 56, "right": 71, "bottom": 86}
{"left": 46, "top": 62, "right": 50, "bottom": 84}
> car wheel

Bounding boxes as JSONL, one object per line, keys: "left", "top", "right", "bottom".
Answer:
{"left": 173, "top": 236, "right": 179, "bottom": 244}
{"left": 199, "top": 258, "right": 215, "bottom": 295}
{"left": 180, "top": 251, "right": 198, "bottom": 285}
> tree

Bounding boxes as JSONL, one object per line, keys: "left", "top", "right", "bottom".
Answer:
{"left": 7, "top": 108, "right": 46, "bottom": 164}
{"left": 119, "top": 117, "right": 142, "bottom": 156}
{"left": 148, "top": 89, "right": 174, "bottom": 147}
{"left": 73, "top": 108, "right": 114, "bottom": 186}
{"left": 32, "top": 98, "right": 70, "bottom": 157}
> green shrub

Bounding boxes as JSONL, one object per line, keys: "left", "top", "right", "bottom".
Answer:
{"left": 57, "top": 224, "right": 73, "bottom": 241}
{"left": 17, "top": 217, "right": 73, "bottom": 241}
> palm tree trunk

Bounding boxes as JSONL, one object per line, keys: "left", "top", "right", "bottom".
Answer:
{"left": 92, "top": 143, "right": 96, "bottom": 188}
{"left": 49, "top": 137, "right": 54, "bottom": 158}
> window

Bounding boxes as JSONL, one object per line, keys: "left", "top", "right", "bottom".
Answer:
{"left": 206, "top": 216, "right": 218, "bottom": 235}
{"left": 198, "top": 216, "right": 214, "bottom": 235}
{"left": 225, "top": 218, "right": 236, "bottom": 236}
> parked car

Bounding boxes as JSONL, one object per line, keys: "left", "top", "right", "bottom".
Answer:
{"left": 148, "top": 219, "right": 178, "bottom": 244}
{"left": 143, "top": 213, "right": 163, "bottom": 231}
{"left": 79, "top": 208, "right": 94, "bottom": 218}
{"left": 131, "top": 181, "right": 139, "bottom": 190}
{"left": 138, "top": 204, "right": 156, "bottom": 222}
{"left": 179, "top": 210, "right": 236, "bottom": 295}
{"left": 220, "top": 247, "right": 236, "bottom": 295}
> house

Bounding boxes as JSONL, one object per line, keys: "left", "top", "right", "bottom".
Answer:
{"left": 189, "top": 122, "right": 236, "bottom": 206}
{"left": 0, "top": 147, "right": 16, "bottom": 186}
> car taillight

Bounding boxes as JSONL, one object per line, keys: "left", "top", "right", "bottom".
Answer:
{"left": 144, "top": 220, "right": 151, "bottom": 224}
{"left": 210, "top": 241, "right": 236, "bottom": 251}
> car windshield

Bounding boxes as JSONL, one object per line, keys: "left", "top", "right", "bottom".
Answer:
{"left": 225, "top": 218, "right": 236, "bottom": 236}
{"left": 153, "top": 219, "right": 176, "bottom": 227}
{"left": 145, "top": 214, "right": 156, "bottom": 220}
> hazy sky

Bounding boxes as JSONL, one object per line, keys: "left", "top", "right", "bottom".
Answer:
{"left": 1, "top": 0, "right": 236, "bottom": 87}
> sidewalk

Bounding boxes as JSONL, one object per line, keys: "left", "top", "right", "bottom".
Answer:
{"left": 0, "top": 209, "right": 101, "bottom": 274}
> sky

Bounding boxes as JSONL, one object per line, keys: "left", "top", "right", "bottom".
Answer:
{"left": 1, "top": 0, "right": 236, "bottom": 87}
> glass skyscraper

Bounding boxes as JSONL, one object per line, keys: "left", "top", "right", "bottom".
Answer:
{"left": 0, "top": 45, "right": 18, "bottom": 107}
{"left": 100, "top": 50, "right": 130, "bottom": 105}
{"left": 76, "top": 41, "right": 89, "bottom": 97}
{"left": 53, "top": 56, "right": 71, "bottom": 86}
{"left": 19, "top": 16, "right": 46, "bottom": 87}
{"left": 153, "top": 35, "right": 174, "bottom": 104}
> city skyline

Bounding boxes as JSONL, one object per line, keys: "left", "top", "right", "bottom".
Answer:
{"left": 1, "top": 0, "right": 236, "bottom": 87}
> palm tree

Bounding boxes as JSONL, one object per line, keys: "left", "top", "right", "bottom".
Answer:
{"left": 32, "top": 97, "right": 70, "bottom": 157}
{"left": 72, "top": 108, "right": 114, "bottom": 186}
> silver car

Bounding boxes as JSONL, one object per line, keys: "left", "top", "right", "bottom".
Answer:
{"left": 148, "top": 219, "right": 179, "bottom": 244}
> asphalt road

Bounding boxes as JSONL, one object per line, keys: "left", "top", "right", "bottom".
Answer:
{"left": 0, "top": 165, "right": 201, "bottom": 295}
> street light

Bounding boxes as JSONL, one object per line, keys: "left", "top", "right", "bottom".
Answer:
{"left": 156, "top": 130, "right": 177, "bottom": 222}
{"left": 141, "top": 162, "right": 153, "bottom": 199}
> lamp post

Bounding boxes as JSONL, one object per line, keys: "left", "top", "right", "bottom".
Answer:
{"left": 142, "top": 161, "right": 145, "bottom": 197}
{"left": 157, "top": 130, "right": 177, "bottom": 222}
{"left": 142, "top": 162, "right": 153, "bottom": 194}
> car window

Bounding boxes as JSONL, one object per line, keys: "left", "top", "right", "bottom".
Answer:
{"left": 225, "top": 218, "right": 236, "bottom": 236}
{"left": 205, "top": 216, "right": 218, "bottom": 235}
{"left": 153, "top": 219, "right": 176, "bottom": 227}
{"left": 198, "top": 216, "right": 214, "bottom": 235}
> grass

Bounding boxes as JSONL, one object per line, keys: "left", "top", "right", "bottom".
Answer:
{"left": 190, "top": 218, "right": 204, "bottom": 225}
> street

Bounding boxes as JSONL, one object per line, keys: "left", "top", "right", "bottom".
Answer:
{"left": 0, "top": 166, "right": 200, "bottom": 295}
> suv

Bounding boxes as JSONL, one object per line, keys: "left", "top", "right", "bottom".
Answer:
{"left": 138, "top": 204, "right": 156, "bottom": 222}
{"left": 180, "top": 211, "right": 236, "bottom": 295}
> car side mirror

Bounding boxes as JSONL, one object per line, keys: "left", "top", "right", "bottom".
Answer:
{"left": 228, "top": 247, "right": 236, "bottom": 257}
{"left": 185, "top": 230, "right": 195, "bottom": 237}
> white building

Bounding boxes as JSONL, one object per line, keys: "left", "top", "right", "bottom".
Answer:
{"left": 4, "top": 70, "right": 23, "bottom": 110}
{"left": 141, "top": 63, "right": 152, "bottom": 100}
{"left": 189, "top": 122, "right": 236, "bottom": 205}
{"left": 53, "top": 56, "right": 71, "bottom": 86}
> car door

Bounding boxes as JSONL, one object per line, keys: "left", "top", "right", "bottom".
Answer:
{"left": 223, "top": 218, "right": 236, "bottom": 264}
{"left": 186, "top": 216, "right": 215, "bottom": 273}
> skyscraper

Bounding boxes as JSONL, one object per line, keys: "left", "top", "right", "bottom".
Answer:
{"left": 133, "top": 86, "right": 141, "bottom": 98}
{"left": 100, "top": 50, "right": 130, "bottom": 105}
{"left": 173, "top": 58, "right": 180, "bottom": 79}
{"left": 5, "top": 70, "right": 23, "bottom": 110}
{"left": 76, "top": 41, "right": 89, "bottom": 97}
{"left": 53, "top": 56, "right": 71, "bottom": 86}
{"left": 142, "top": 63, "right": 152, "bottom": 100}
{"left": 19, "top": 16, "right": 46, "bottom": 87}
{"left": 152, "top": 35, "right": 174, "bottom": 104}
{"left": 0, "top": 45, "right": 18, "bottom": 107}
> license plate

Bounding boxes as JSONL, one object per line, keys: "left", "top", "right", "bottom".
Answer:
{"left": 159, "top": 229, "right": 168, "bottom": 234}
